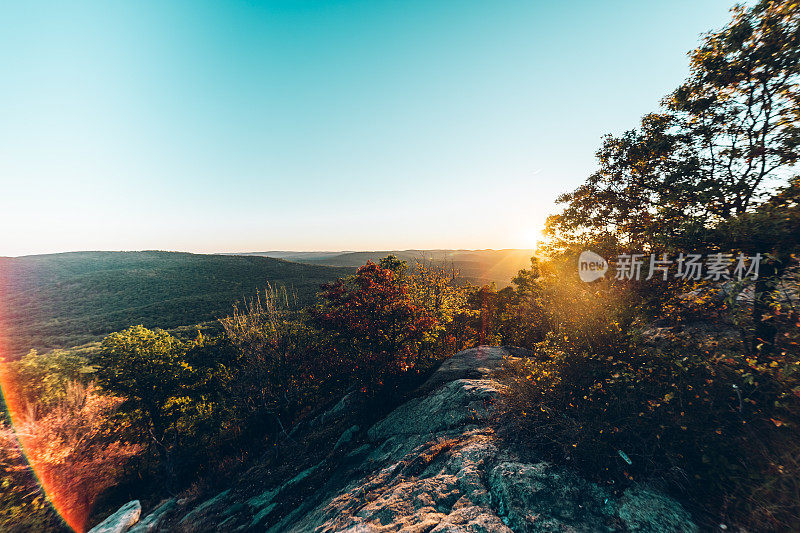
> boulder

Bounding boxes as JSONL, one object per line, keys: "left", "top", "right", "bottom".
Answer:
{"left": 618, "top": 487, "right": 698, "bottom": 533}
{"left": 127, "top": 499, "right": 176, "bottom": 533}
{"left": 334, "top": 424, "right": 360, "bottom": 451}
{"left": 87, "top": 500, "right": 141, "bottom": 533}
{"left": 488, "top": 460, "right": 616, "bottom": 531}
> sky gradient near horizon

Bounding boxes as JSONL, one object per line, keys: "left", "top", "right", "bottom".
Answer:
{"left": 1, "top": 0, "right": 740, "bottom": 257}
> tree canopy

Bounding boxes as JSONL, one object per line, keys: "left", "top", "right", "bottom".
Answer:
{"left": 547, "top": 0, "right": 800, "bottom": 254}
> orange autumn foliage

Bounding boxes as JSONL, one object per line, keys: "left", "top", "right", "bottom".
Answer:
{"left": 0, "top": 382, "right": 141, "bottom": 532}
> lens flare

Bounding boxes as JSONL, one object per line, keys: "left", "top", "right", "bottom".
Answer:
{"left": 0, "top": 309, "right": 80, "bottom": 531}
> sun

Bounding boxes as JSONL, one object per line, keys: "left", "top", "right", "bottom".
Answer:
{"left": 519, "top": 227, "right": 541, "bottom": 250}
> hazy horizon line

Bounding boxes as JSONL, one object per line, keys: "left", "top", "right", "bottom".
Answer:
{"left": 1, "top": 247, "right": 538, "bottom": 259}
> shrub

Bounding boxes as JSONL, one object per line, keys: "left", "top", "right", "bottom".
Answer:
{"left": 499, "top": 331, "right": 800, "bottom": 531}
{"left": 216, "top": 284, "right": 318, "bottom": 442}
{"left": 311, "top": 261, "right": 438, "bottom": 391}
{"left": 3, "top": 349, "right": 89, "bottom": 418}
{"left": 405, "top": 260, "right": 478, "bottom": 363}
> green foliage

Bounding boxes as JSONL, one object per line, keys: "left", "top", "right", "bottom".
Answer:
{"left": 667, "top": 0, "right": 800, "bottom": 216}
{"left": 63, "top": 259, "right": 473, "bottom": 513}
{"left": 96, "top": 326, "right": 209, "bottom": 488}
{"left": 0, "top": 432, "right": 66, "bottom": 533}
{"left": 98, "top": 326, "right": 193, "bottom": 416}
{"left": 378, "top": 254, "right": 408, "bottom": 277}
{"left": 405, "top": 260, "right": 477, "bottom": 361}
{"left": 0, "top": 251, "right": 354, "bottom": 358}
{"left": 216, "top": 285, "right": 318, "bottom": 443}
{"left": 7, "top": 349, "right": 88, "bottom": 409}
{"left": 6, "top": 3, "right": 800, "bottom": 531}
{"left": 501, "top": 325, "right": 800, "bottom": 530}
{"left": 462, "top": 255, "right": 636, "bottom": 352}
{"left": 0, "top": 250, "right": 537, "bottom": 360}
{"left": 75, "top": 260, "right": 476, "bottom": 508}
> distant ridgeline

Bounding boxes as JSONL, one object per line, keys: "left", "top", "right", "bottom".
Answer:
{"left": 0, "top": 251, "right": 354, "bottom": 358}
{"left": 0, "top": 249, "right": 534, "bottom": 358}
{"left": 232, "top": 249, "right": 535, "bottom": 287}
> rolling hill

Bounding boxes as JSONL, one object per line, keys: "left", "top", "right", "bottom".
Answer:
{"left": 235, "top": 249, "right": 536, "bottom": 287}
{"left": 0, "top": 251, "right": 353, "bottom": 358}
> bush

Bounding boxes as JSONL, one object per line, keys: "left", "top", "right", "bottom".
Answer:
{"left": 311, "top": 261, "right": 438, "bottom": 391}
{"left": 216, "top": 284, "right": 319, "bottom": 444}
{"left": 500, "top": 329, "right": 800, "bottom": 531}
{"left": 405, "top": 260, "right": 478, "bottom": 363}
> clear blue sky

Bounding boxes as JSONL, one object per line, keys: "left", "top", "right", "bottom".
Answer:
{"left": 1, "top": 0, "right": 740, "bottom": 256}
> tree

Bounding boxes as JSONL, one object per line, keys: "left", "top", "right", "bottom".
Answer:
{"left": 406, "top": 260, "right": 475, "bottom": 358}
{"left": 466, "top": 284, "right": 513, "bottom": 346}
{"left": 379, "top": 254, "right": 408, "bottom": 278}
{"left": 95, "top": 326, "right": 200, "bottom": 489}
{"left": 708, "top": 176, "right": 800, "bottom": 354}
{"left": 546, "top": 113, "right": 690, "bottom": 252}
{"left": 547, "top": 0, "right": 800, "bottom": 253}
{"left": 508, "top": 256, "right": 549, "bottom": 346}
{"left": 312, "top": 261, "right": 436, "bottom": 390}
{"left": 667, "top": 0, "right": 800, "bottom": 218}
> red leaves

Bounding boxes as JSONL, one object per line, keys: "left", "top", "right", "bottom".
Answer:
{"left": 312, "top": 262, "right": 438, "bottom": 389}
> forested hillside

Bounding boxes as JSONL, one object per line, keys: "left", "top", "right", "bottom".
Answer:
{"left": 0, "top": 251, "right": 353, "bottom": 357}
{"left": 239, "top": 249, "right": 535, "bottom": 287}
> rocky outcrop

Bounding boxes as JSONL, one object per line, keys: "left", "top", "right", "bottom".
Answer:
{"left": 87, "top": 500, "right": 141, "bottom": 533}
{"left": 128, "top": 499, "right": 176, "bottom": 533}
{"left": 98, "top": 347, "right": 697, "bottom": 532}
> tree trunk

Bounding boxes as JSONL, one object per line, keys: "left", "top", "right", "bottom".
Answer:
{"left": 752, "top": 262, "right": 778, "bottom": 359}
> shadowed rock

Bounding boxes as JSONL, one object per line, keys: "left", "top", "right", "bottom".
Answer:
{"left": 87, "top": 500, "right": 141, "bottom": 533}
{"left": 128, "top": 499, "right": 176, "bottom": 533}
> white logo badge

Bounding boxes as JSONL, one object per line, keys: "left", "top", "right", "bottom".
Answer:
{"left": 578, "top": 250, "right": 608, "bottom": 282}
